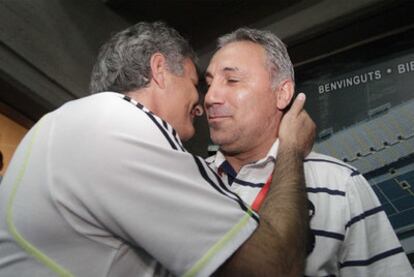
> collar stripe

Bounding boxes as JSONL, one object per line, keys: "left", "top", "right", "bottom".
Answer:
{"left": 122, "top": 95, "right": 184, "bottom": 151}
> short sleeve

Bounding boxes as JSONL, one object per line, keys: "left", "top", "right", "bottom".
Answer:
{"left": 339, "top": 174, "right": 413, "bottom": 276}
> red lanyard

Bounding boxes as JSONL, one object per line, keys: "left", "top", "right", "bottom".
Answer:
{"left": 251, "top": 175, "right": 272, "bottom": 212}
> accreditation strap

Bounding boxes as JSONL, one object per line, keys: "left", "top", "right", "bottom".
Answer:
{"left": 251, "top": 175, "right": 272, "bottom": 212}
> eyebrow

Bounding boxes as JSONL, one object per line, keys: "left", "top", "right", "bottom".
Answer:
{"left": 205, "top": 66, "right": 240, "bottom": 79}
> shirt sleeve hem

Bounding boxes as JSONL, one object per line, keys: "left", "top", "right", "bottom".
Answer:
{"left": 182, "top": 210, "right": 258, "bottom": 277}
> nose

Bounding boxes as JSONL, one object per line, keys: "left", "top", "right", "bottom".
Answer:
{"left": 204, "top": 80, "right": 223, "bottom": 109}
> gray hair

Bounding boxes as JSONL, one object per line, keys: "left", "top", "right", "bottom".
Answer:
{"left": 218, "top": 27, "right": 294, "bottom": 88}
{"left": 89, "top": 21, "right": 196, "bottom": 94}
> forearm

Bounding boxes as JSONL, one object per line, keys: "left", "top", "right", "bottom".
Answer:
{"left": 259, "top": 145, "right": 308, "bottom": 275}
{"left": 216, "top": 146, "right": 308, "bottom": 276}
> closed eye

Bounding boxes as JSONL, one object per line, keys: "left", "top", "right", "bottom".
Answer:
{"left": 227, "top": 79, "right": 239, "bottom": 84}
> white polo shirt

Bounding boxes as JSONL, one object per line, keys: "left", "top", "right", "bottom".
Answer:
{"left": 206, "top": 140, "right": 413, "bottom": 277}
{"left": 0, "top": 92, "right": 258, "bottom": 277}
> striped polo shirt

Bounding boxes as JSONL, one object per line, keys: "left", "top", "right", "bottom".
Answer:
{"left": 206, "top": 140, "right": 413, "bottom": 276}
{"left": 0, "top": 92, "right": 258, "bottom": 277}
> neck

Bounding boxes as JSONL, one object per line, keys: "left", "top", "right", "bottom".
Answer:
{"left": 125, "top": 88, "right": 160, "bottom": 115}
{"left": 223, "top": 134, "right": 277, "bottom": 173}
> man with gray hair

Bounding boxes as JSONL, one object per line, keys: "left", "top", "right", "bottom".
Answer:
{"left": 204, "top": 27, "right": 413, "bottom": 276}
{"left": 0, "top": 22, "right": 315, "bottom": 276}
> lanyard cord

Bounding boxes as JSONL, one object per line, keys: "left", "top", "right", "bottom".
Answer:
{"left": 250, "top": 173, "right": 316, "bottom": 254}
{"left": 251, "top": 175, "right": 272, "bottom": 212}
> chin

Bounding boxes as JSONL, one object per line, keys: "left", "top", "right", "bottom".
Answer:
{"left": 211, "top": 131, "right": 243, "bottom": 153}
{"left": 216, "top": 143, "right": 241, "bottom": 155}
{"left": 180, "top": 128, "right": 195, "bottom": 142}
{"left": 211, "top": 134, "right": 231, "bottom": 148}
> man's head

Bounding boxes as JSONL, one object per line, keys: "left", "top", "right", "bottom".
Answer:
{"left": 205, "top": 28, "right": 295, "bottom": 154}
{"left": 89, "top": 21, "right": 202, "bottom": 141}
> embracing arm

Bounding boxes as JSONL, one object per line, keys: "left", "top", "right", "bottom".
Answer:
{"left": 216, "top": 93, "right": 315, "bottom": 276}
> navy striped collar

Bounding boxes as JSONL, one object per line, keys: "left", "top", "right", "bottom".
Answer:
{"left": 119, "top": 93, "right": 185, "bottom": 151}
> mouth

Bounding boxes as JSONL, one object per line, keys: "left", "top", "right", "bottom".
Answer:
{"left": 206, "top": 105, "right": 232, "bottom": 123}
{"left": 207, "top": 115, "right": 231, "bottom": 123}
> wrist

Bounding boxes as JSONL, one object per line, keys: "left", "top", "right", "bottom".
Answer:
{"left": 278, "top": 140, "right": 306, "bottom": 159}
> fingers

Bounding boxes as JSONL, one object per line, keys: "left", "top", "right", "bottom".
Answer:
{"left": 278, "top": 92, "right": 316, "bottom": 157}
{"left": 300, "top": 110, "right": 316, "bottom": 156}
{"left": 289, "top": 93, "right": 306, "bottom": 116}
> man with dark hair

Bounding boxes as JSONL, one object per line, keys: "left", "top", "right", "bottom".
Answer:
{"left": 0, "top": 22, "right": 315, "bottom": 276}
{"left": 204, "top": 27, "right": 413, "bottom": 276}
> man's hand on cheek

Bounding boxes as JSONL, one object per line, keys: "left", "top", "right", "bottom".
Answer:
{"left": 278, "top": 93, "right": 316, "bottom": 157}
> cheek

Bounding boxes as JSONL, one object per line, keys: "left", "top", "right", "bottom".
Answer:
{"left": 186, "top": 86, "right": 198, "bottom": 105}
{"left": 235, "top": 90, "right": 276, "bottom": 122}
{"left": 233, "top": 90, "right": 261, "bottom": 117}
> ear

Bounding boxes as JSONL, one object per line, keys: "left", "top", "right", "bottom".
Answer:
{"left": 275, "top": 79, "right": 294, "bottom": 110}
{"left": 150, "top": 53, "right": 167, "bottom": 89}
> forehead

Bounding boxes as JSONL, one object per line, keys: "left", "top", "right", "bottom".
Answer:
{"left": 207, "top": 41, "right": 267, "bottom": 73}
